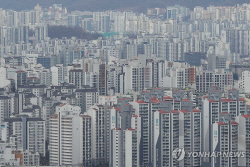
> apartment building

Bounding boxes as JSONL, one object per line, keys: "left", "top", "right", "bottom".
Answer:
{"left": 69, "top": 69, "right": 84, "bottom": 88}
{"left": 124, "top": 115, "right": 142, "bottom": 167}
{"left": 86, "top": 105, "right": 107, "bottom": 165}
{"left": 2, "top": 116, "right": 45, "bottom": 156}
{"left": 49, "top": 103, "right": 83, "bottom": 166}
{"left": 75, "top": 86, "right": 99, "bottom": 112}
{"left": 153, "top": 110, "right": 180, "bottom": 167}
{"left": 110, "top": 128, "right": 123, "bottom": 167}
{"left": 82, "top": 115, "right": 92, "bottom": 167}
{"left": 212, "top": 120, "right": 238, "bottom": 167}
{"left": 236, "top": 115, "right": 250, "bottom": 167}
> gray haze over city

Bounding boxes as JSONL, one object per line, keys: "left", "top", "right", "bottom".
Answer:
{"left": 0, "top": 1, "right": 250, "bottom": 167}
{"left": 0, "top": 0, "right": 248, "bottom": 11}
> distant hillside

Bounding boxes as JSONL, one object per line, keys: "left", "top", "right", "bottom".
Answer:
{"left": 48, "top": 26, "right": 102, "bottom": 40}
{"left": 0, "top": 0, "right": 246, "bottom": 12}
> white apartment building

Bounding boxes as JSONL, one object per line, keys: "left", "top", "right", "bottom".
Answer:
{"left": 124, "top": 115, "right": 142, "bottom": 167}
{"left": 124, "top": 128, "right": 141, "bottom": 167}
{"left": 179, "top": 109, "right": 202, "bottom": 167}
{"left": 0, "top": 67, "right": 11, "bottom": 88}
{"left": 22, "top": 150, "right": 40, "bottom": 166}
{"left": 130, "top": 100, "right": 150, "bottom": 166}
{"left": 123, "top": 65, "right": 152, "bottom": 93}
{"left": 203, "top": 98, "right": 220, "bottom": 157}
{"left": 110, "top": 128, "right": 123, "bottom": 167}
{"left": 202, "top": 88, "right": 246, "bottom": 165}
{"left": 235, "top": 115, "right": 250, "bottom": 167}
{"left": 164, "top": 67, "right": 189, "bottom": 89}
{"left": 146, "top": 59, "right": 166, "bottom": 88}
{"left": 191, "top": 109, "right": 202, "bottom": 166}
{"left": 0, "top": 141, "right": 20, "bottom": 166}
{"left": 114, "top": 15, "right": 125, "bottom": 32}
{"left": 83, "top": 72, "right": 99, "bottom": 89}
{"left": 109, "top": 114, "right": 142, "bottom": 167}
{"left": 51, "top": 64, "right": 66, "bottom": 86}
{"left": 131, "top": 96, "right": 163, "bottom": 166}
{"left": 153, "top": 110, "right": 180, "bottom": 167}
{"left": 162, "top": 62, "right": 193, "bottom": 89}
{"left": 212, "top": 121, "right": 238, "bottom": 167}
{"left": 241, "top": 71, "right": 250, "bottom": 93}
{"left": 49, "top": 103, "right": 83, "bottom": 166}
{"left": 86, "top": 105, "right": 107, "bottom": 165}
{"left": 0, "top": 95, "right": 14, "bottom": 126}
{"left": 179, "top": 110, "right": 192, "bottom": 167}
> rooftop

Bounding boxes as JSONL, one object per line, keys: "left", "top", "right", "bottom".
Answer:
{"left": 241, "top": 115, "right": 250, "bottom": 118}
{"left": 179, "top": 110, "right": 190, "bottom": 113}
{"left": 158, "top": 110, "right": 169, "bottom": 114}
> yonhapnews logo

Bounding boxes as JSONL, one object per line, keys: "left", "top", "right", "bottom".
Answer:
{"left": 172, "top": 148, "right": 245, "bottom": 161}
{"left": 172, "top": 148, "right": 185, "bottom": 161}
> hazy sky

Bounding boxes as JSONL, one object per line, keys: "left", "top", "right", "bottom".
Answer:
{"left": 0, "top": 0, "right": 246, "bottom": 12}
